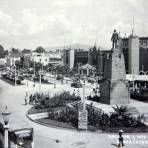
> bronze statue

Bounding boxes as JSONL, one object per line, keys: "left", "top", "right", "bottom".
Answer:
{"left": 111, "top": 29, "right": 119, "bottom": 49}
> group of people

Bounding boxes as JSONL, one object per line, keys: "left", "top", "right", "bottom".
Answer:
{"left": 131, "top": 83, "right": 148, "bottom": 95}
{"left": 24, "top": 92, "right": 48, "bottom": 105}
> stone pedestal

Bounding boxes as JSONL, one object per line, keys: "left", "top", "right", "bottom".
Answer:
{"left": 100, "top": 48, "right": 129, "bottom": 105}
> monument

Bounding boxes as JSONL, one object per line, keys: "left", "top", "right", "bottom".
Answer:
{"left": 100, "top": 30, "right": 129, "bottom": 105}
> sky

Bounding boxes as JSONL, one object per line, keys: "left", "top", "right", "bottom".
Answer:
{"left": 0, "top": 0, "right": 147, "bottom": 50}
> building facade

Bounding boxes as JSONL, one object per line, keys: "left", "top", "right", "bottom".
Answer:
{"left": 6, "top": 54, "right": 21, "bottom": 67}
{"left": 63, "top": 49, "right": 88, "bottom": 69}
{"left": 31, "top": 51, "right": 63, "bottom": 66}
{"left": 122, "top": 36, "right": 148, "bottom": 74}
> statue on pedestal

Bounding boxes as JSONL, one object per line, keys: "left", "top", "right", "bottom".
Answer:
{"left": 111, "top": 29, "right": 119, "bottom": 49}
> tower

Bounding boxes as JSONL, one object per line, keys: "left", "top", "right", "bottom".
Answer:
{"left": 128, "top": 35, "right": 139, "bottom": 74}
{"left": 128, "top": 15, "right": 139, "bottom": 75}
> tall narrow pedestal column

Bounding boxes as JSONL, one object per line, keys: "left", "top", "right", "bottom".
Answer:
{"left": 4, "top": 125, "right": 9, "bottom": 148}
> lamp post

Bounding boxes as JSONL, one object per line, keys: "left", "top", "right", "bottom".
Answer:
{"left": 83, "top": 80, "right": 86, "bottom": 110}
{"left": 39, "top": 64, "right": 44, "bottom": 94}
{"left": 10, "top": 66, "right": 12, "bottom": 79}
{"left": 14, "top": 66, "right": 16, "bottom": 86}
{"left": 2, "top": 106, "right": 11, "bottom": 148}
{"left": 33, "top": 60, "right": 36, "bottom": 87}
{"left": 39, "top": 70, "right": 42, "bottom": 95}
{"left": 54, "top": 71, "right": 56, "bottom": 88}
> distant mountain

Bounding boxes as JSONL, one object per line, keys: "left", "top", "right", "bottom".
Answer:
{"left": 45, "top": 43, "right": 91, "bottom": 51}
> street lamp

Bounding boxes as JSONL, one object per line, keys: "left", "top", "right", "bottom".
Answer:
{"left": 39, "top": 70, "right": 42, "bottom": 95}
{"left": 39, "top": 64, "right": 43, "bottom": 94}
{"left": 33, "top": 59, "right": 36, "bottom": 87}
{"left": 14, "top": 66, "right": 16, "bottom": 86}
{"left": 54, "top": 71, "right": 56, "bottom": 88}
{"left": 83, "top": 80, "right": 86, "bottom": 110}
{"left": 2, "top": 106, "right": 11, "bottom": 148}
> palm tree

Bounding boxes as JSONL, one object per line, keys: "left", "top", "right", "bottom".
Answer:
{"left": 112, "top": 105, "right": 130, "bottom": 117}
{"left": 110, "top": 105, "right": 131, "bottom": 127}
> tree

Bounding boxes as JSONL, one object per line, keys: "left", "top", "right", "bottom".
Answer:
{"left": 0, "top": 45, "right": 4, "bottom": 52}
{"left": 11, "top": 48, "right": 19, "bottom": 54}
{"left": 0, "top": 44, "right": 4, "bottom": 58}
{"left": 110, "top": 105, "right": 131, "bottom": 127}
{"left": 4, "top": 50, "right": 8, "bottom": 56}
{"left": 15, "top": 60, "right": 21, "bottom": 70}
{"left": 22, "top": 49, "right": 31, "bottom": 54}
{"left": 35, "top": 46, "right": 46, "bottom": 53}
{"left": 112, "top": 105, "right": 129, "bottom": 117}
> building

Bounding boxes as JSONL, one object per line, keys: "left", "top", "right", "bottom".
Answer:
{"left": 48, "top": 52, "right": 63, "bottom": 65}
{"left": 31, "top": 51, "right": 63, "bottom": 66}
{"left": 88, "top": 46, "right": 111, "bottom": 76}
{"left": 122, "top": 35, "right": 148, "bottom": 74}
{"left": 6, "top": 53, "right": 21, "bottom": 67}
{"left": 63, "top": 48, "right": 89, "bottom": 69}
{"left": 31, "top": 52, "right": 49, "bottom": 66}
{"left": 64, "top": 34, "right": 148, "bottom": 77}
{"left": 89, "top": 35, "right": 148, "bottom": 76}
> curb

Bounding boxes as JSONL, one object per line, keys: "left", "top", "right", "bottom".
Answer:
{"left": 26, "top": 108, "right": 102, "bottom": 134}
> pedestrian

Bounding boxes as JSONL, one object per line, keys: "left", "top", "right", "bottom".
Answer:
{"left": 33, "top": 82, "right": 35, "bottom": 87}
{"left": 118, "top": 130, "right": 124, "bottom": 147}
{"left": 77, "top": 89, "right": 80, "bottom": 97}
{"left": 25, "top": 92, "right": 28, "bottom": 105}
{"left": 32, "top": 95, "right": 36, "bottom": 105}
{"left": 73, "top": 89, "right": 76, "bottom": 96}
{"left": 29, "top": 94, "right": 32, "bottom": 105}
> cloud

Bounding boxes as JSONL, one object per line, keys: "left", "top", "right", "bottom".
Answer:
{"left": 0, "top": 0, "right": 147, "bottom": 49}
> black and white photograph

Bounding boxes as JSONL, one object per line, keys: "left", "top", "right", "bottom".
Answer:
{"left": 0, "top": 0, "right": 148, "bottom": 147}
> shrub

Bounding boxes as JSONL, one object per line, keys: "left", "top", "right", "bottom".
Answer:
{"left": 47, "top": 102, "right": 147, "bottom": 131}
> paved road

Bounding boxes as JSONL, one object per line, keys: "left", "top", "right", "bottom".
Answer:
{"left": 0, "top": 79, "right": 148, "bottom": 148}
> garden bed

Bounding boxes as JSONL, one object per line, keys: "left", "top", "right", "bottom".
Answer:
{"left": 28, "top": 107, "right": 49, "bottom": 114}
{"left": 36, "top": 118, "right": 75, "bottom": 129}
{"left": 36, "top": 117, "right": 101, "bottom": 132}
{"left": 28, "top": 106, "right": 65, "bottom": 114}
{"left": 27, "top": 91, "right": 148, "bottom": 133}
{"left": 34, "top": 116, "right": 148, "bottom": 133}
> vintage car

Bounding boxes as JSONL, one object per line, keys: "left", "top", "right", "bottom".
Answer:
{"left": 71, "top": 82, "right": 82, "bottom": 88}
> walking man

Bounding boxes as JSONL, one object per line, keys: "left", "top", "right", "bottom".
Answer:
{"left": 25, "top": 92, "right": 28, "bottom": 105}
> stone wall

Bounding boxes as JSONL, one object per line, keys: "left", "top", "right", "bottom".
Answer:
{"left": 110, "top": 81, "right": 129, "bottom": 104}
{"left": 100, "top": 80, "right": 110, "bottom": 104}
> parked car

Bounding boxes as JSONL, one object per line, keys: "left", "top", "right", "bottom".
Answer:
{"left": 71, "top": 82, "right": 82, "bottom": 88}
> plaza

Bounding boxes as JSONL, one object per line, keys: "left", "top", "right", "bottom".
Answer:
{"left": 0, "top": 74, "right": 148, "bottom": 148}
{"left": 0, "top": 1, "right": 148, "bottom": 147}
